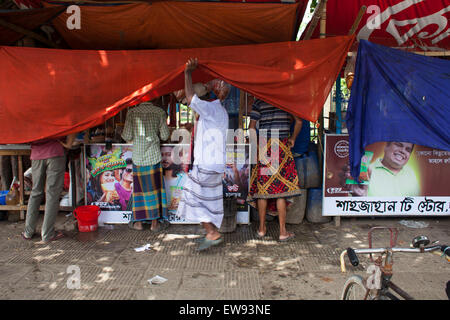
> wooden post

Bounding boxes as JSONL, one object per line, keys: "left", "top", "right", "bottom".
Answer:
{"left": 69, "top": 154, "right": 77, "bottom": 211}
{"left": 334, "top": 5, "right": 367, "bottom": 227}
{"left": 303, "top": 0, "right": 328, "bottom": 41}
{"left": 18, "top": 155, "right": 25, "bottom": 220}
{"left": 318, "top": 0, "right": 327, "bottom": 177}
{"left": 238, "top": 90, "right": 245, "bottom": 129}
{"left": 336, "top": 74, "right": 342, "bottom": 134}
{"left": 0, "top": 149, "right": 30, "bottom": 220}
{"left": 348, "top": 6, "right": 367, "bottom": 36}
{"left": 316, "top": 1, "right": 340, "bottom": 227}
{"left": 318, "top": 0, "right": 327, "bottom": 162}
{"left": 330, "top": 5, "right": 367, "bottom": 228}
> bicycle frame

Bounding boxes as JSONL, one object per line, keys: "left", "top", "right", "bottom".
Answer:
{"left": 340, "top": 227, "right": 444, "bottom": 300}
{"left": 340, "top": 245, "right": 443, "bottom": 272}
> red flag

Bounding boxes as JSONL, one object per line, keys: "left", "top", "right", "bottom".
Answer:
{"left": 305, "top": 0, "right": 450, "bottom": 51}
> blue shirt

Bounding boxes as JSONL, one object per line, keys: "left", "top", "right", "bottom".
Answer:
{"left": 291, "top": 119, "right": 310, "bottom": 155}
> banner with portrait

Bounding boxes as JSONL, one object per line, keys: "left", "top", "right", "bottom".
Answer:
{"left": 84, "top": 143, "right": 251, "bottom": 224}
{"left": 84, "top": 144, "right": 133, "bottom": 224}
{"left": 224, "top": 144, "right": 250, "bottom": 224}
{"left": 163, "top": 143, "right": 251, "bottom": 224}
{"left": 323, "top": 134, "right": 450, "bottom": 216}
{"left": 160, "top": 143, "right": 191, "bottom": 223}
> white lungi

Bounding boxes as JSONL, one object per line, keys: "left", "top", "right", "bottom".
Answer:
{"left": 176, "top": 166, "right": 224, "bottom": 228}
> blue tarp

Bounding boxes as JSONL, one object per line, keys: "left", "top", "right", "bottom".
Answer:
{"left": 346, "top": 40, "right": 450, "bottom": 181}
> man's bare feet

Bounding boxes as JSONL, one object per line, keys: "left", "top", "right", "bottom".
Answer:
{"left": 129, "top": 221, "right": 144, "bottom": 231}
{"left": 205, "top": 231, "right": 221, "bottom": 241}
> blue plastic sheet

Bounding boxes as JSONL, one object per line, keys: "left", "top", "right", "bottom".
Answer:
{"left": 346, "top": 40, "right": 450, "bottom": 181}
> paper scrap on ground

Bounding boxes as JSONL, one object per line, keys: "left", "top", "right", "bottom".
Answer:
{"left": 148, "top": 275, "right": 167, "bottom": 285}
{"left": 134, "top": 244, "right": 152, "bottom": 252}
{"left": 399, "top": 220, "right": 429, "bottom": 229}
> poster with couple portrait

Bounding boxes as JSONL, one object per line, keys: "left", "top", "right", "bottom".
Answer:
{"left": 84, "top": 143, "right": 251, "bottom": 224}
{"left": 84, "top": 144, "right": 133, "bottom": 224}
{"left": 323, "top": 134, "right": 450, "bottom": 216}
{"left": 163, "top": 143, "right": 251, "bottom": 224}
{"left": 84, "top": 143, "right": 188, "bottom": 224}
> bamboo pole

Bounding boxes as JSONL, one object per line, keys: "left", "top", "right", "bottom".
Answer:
{"left": 314, "top": 0, "right": 335, "bottom": 226}
{"left": 317, "top": 0, "right": 327, "bottom": 169}
{"left": 413, "top": 51, "right": 450, "bottom": 56}
{"left": 333, "top": 5, "right": 367, "bottom": 227}
{"left": 238, "top": 90, "right": 245, "bottom": 129}
{"left": 348, "top": 6, "right": 367, "bottom": 36}
{"left": 303, "top": 0, "right": 328, "bottom": 41}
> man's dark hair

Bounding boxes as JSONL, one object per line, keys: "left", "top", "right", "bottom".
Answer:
{"left": 386, "top": 141, "right": 415, "bottom": 152}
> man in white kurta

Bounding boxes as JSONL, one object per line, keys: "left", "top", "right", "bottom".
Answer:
{"left": 176, "top": 58, "right": 229, "bottom": 251}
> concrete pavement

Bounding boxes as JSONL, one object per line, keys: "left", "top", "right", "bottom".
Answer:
{"left": 0, "top": 213, "right": 449, "bottom": 300}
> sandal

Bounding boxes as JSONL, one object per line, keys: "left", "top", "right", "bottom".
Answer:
{"left": 128, "top": 221, "right": 144, "bottom": 231}
{"left": 151, "top": 220, "right": 170, "bottom": 232}
{"left": 256, "top": 230, "right": 266, "bottom": 239}
{"left": 193, "top": 236, "right": 205, "bottom": 243}
{"left": 197, "top": 237, "right": 223, "bottom": 251}
{"left": 279, "top": 232, "right": 295, "bottom": 242}
{"left": 21, "top": 232, "right": 33, "bottom": 241}
{"left": 255, "top": 223, "right": 267, "bottom": 238}
{"left": 43, "top": 231, "right": 65, "bottom": 243}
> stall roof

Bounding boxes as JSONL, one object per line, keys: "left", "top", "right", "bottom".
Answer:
{"left": 43, "top": 1, "right": 308, "bottom": 49}
{"left": 3, "top": 0, "right": 308, "bottom": 49}
{"left": 303, "top": 0, "right": 450, "bottom": 51}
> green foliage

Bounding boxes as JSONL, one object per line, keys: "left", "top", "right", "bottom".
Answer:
{"left": 310, "top": 0, "right": 318, "bottom": 13}
{"left": 340, "top": 78, "right": 351, "bottom": 101}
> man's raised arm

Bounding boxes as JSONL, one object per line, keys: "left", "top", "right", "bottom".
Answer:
{"left": 184, "top": 58, "right": 198, "bottom": 106}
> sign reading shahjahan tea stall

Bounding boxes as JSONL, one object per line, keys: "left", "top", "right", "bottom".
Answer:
{"left": 323, "top": 134, "right": 450, "bottom": 216}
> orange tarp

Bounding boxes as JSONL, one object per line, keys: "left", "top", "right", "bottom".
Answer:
{"left": 45, "top": 2, "right": 303, "bottom": 49}
{"left": 0, "top": 35, "right": 355, "bottom": 144}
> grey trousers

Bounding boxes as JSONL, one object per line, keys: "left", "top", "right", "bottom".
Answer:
{"left": 24, "top": 155, "right": 66, "bottom": 241}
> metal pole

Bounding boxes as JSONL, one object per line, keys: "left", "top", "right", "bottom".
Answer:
{"left": 336, "top": 75, "right": 342, "bottom": 134}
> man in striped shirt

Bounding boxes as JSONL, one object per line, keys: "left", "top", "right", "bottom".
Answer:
{"left": 249, "top": 99, "right": 294, "bottom": 141}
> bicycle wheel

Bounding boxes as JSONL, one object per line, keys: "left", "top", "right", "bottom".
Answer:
{"left": 341, "top": 275, "right": 375, "bottom": 300}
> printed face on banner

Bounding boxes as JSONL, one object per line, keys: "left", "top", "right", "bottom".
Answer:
{"left": 85, "top": 143, "right": 251, "bottom": 224}
{"left": 85, "top": 145, "right": 133, "bottom": 218}
{"left": 323, "top": 135, "right": 450, "bottom": 216}
{"left": 223, "top": 144, "right": 251, "bottom": 212}
{"left": 161, "top": 144, "right": 190, "bottom": 221}
{"left": 382, "top": 141, "right": 414, "bottom": 172}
